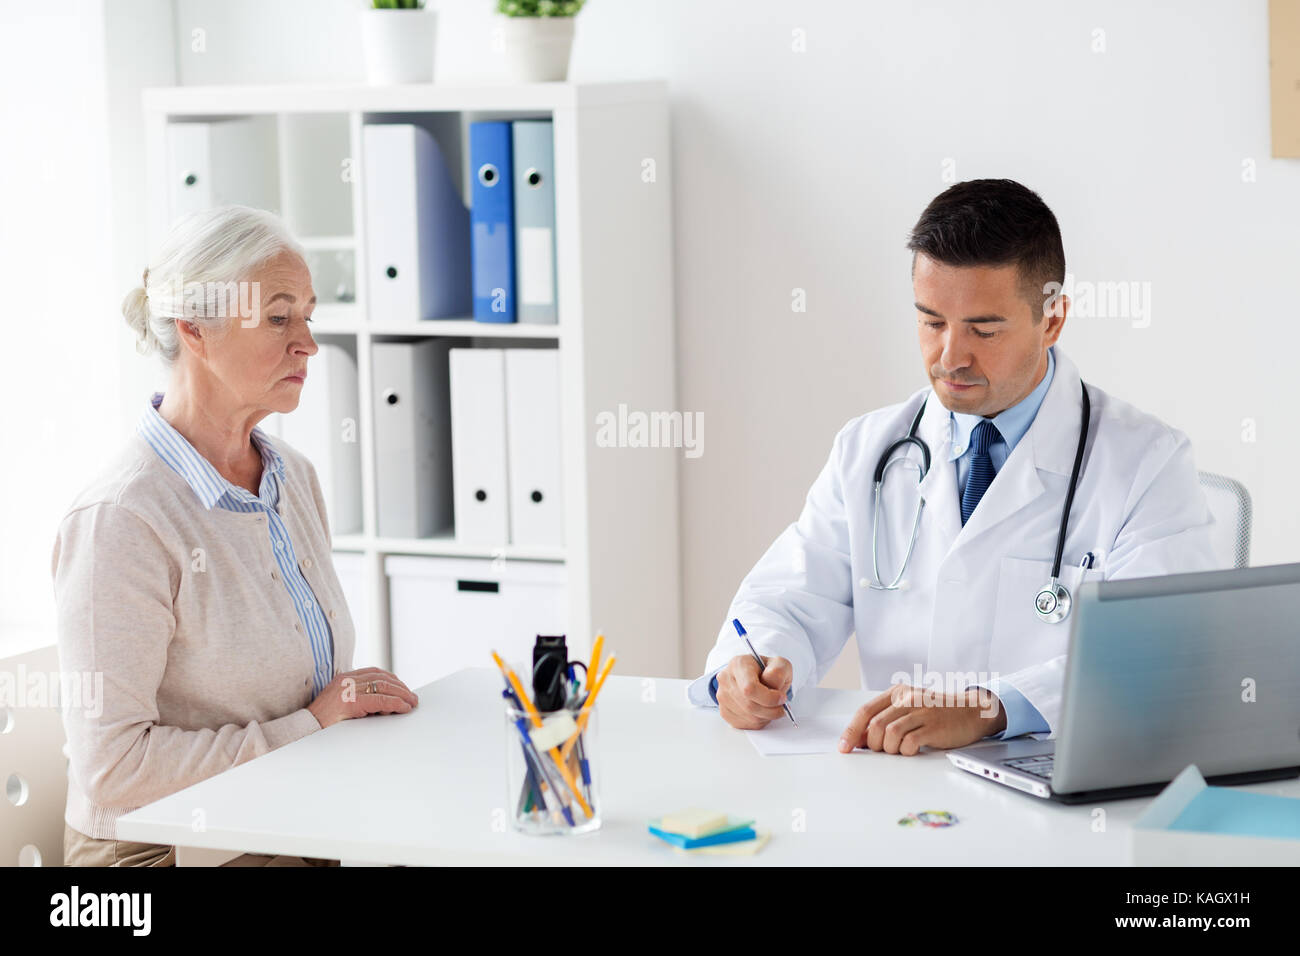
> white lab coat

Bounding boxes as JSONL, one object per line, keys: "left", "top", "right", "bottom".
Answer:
{"left": 687, "top": 347, "right": 1221, "bottom": 733}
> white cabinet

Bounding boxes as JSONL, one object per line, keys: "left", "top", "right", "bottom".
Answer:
{"left": 386, "top": 555, "right": 566, "bottom": 689}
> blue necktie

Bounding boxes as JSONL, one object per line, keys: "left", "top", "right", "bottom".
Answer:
{"left": 960, "top": 419, "right": 999, "bottom": 525}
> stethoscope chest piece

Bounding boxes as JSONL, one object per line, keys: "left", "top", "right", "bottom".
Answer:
{"left": 1034, "top": 579, "right": 1071, "bottom": 624}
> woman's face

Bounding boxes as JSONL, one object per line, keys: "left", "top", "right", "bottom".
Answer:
{"left": 203, "top": 250, "right": 318, "bottom": 416}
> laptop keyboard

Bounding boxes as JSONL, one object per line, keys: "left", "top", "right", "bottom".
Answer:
{"left": 1003, "top": 755, "right": 1054, "bottom": 779}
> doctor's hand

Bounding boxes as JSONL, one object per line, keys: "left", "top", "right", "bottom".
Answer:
{"left": 716, "top": 655, "right": 793, "bottom": 730}
{"left": 837, "top": 684, "right": 1007, "bottom": 755}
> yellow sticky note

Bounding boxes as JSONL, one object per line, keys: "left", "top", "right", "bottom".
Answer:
{"left": 673, "top": 829, "right": 771, "bottom": 857}
{"left": 659, "top": 808, "right": 729, "bottom": 838}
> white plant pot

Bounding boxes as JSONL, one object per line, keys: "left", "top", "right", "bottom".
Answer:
{"left": 496, "top": 15, "right": 575, "bottom": 83}
{"left": 360, "top": 8, "right": 437, "bottom": 85}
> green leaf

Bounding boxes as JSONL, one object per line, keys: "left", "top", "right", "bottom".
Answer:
{"left": 497, "top": 0, "right": 583, "bottom": 16}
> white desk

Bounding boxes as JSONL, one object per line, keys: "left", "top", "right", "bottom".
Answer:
{"left": 116, "top": 668, "right": 1300, "bottom": 865}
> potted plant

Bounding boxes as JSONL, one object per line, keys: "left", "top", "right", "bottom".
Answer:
{"left": 496, "top": 0, "right": 585, "bottom": 83}
{"left": 360, "top": 0, "right": 438, "bottom": 85}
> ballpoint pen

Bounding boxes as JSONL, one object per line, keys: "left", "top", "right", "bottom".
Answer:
{"left": 500, "top": 684, "right": 571, "bottom": 825}
{"left": 503, "top": 688, "right": 548, "bottom": 817}
{"left": 732, "top": 618, "right": 797, "bottom": 726}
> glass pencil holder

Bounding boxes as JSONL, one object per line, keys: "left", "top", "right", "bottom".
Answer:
{"left": 503, "top": 697, "right": 601, "bottom": 836}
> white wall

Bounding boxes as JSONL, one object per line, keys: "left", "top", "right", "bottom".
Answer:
{"left": 0, "top": 0, "right": 174, "bottom": 657}
{"left": 105, "top": 1, "right": 178, "bottom": 434}
{"left": 12, "top": 0, "right": 1296, "bottom": 679}
{"left": 0, "top": 2, "right": 116, "bottom": 655}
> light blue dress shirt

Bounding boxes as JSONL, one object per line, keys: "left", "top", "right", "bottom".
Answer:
{"left": 952, "top": 347, "right": 1055, "bottom": 739}
{"left": 137, "top": 393, "right": 335, "bottom": 695}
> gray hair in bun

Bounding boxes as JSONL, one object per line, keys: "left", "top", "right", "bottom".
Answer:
{"left": 123, "top": 205, "right": 306, "bottom": 364}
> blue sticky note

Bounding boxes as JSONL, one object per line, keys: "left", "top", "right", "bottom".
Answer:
{"left": 647, "top": 825, "right": 757, "bottom": 850}
{"left": 1168, "top": 787, "right": 1300, "bottom": 840}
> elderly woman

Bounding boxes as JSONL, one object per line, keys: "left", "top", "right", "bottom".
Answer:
{"left": 54, "top": 205, "right": 418, "bottom": 867}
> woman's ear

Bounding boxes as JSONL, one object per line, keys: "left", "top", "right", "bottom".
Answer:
{"left": 174, "top": 319, "right": 207, "bottom": 359}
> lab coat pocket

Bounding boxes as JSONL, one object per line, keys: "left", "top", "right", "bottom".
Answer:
{"left": 989, "top": 556, "right": 1101, "bottom": 677}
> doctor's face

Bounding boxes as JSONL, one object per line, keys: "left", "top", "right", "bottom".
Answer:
{"left": 913, "top": 253, "right": 1065, "bottom": 417}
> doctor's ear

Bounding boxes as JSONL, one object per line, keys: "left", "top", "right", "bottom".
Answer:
{"left": 1041, "top": 292, "right": 1068, "bottom": 341}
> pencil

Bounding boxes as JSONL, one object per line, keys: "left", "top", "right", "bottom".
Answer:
{"left": 560, "top": 655, "right": 615, "bottom": 763}
{"left": 588, "top": 633, "right": 605, "bottom": 694}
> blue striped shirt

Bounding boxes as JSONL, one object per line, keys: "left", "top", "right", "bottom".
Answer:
{"left": 137, "top": 393, "right": 335, "bottom": 695}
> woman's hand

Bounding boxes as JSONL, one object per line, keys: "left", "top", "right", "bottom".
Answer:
{"left": 307, "top": 667, "right": 420, "bottom": 729}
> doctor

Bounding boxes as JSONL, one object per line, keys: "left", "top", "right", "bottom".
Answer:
{"left": 688, "top": 179, "right": 1219, "bottom": 754}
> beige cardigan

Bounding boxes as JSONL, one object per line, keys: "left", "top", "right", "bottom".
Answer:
{"left": 52, "top": 432, "right": 355, "bottom": 840}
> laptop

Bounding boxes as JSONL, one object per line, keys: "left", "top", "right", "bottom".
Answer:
{"left": 948, "top": 562, "right": 1300, "bottom": 804}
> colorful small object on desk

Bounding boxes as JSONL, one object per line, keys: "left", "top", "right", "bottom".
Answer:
{"left": 898, "top": 810, "right": 959, "bottom": 828}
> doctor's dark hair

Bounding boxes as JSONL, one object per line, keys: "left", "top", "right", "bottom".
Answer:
{"left": 906, "top": 179, "right": 1065, "bottom": 321}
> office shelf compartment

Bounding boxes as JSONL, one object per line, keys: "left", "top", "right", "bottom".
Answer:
{"left": 277, "top": 112, "right": 354, "bottom": 240}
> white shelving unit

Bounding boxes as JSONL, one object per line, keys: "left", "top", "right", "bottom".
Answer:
{"left": 142, "top": 81, "right": 682, "bottom": 677}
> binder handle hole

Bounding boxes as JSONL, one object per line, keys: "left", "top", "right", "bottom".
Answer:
{"left": 526, "top": 168, "right": 543, "bottom": 188}
{"left": 385, "top": 266, "right": 398, "bottom": 279}
{"left": 531, "top": 490, "right": 543, "bottom": 503}
{"left": 478, "top": 163, "right": 498, "bottom": 187}
{"left": 383, "top": 390, "right": 399, "bottom": 406}
{"left": 183, "top": 172, "right": 198, "bottom": 187}
{"left": 475, "top": 489, "right": 487, "bottom": 502}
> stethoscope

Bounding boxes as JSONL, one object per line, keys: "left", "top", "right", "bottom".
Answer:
{"left": 869, "top": 381, "right": 1092, "bottom": 624}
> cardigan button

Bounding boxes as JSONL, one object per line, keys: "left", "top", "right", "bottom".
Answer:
{"left": 270, "top": 570, "right": 279, "bottom": 581}
{"left": 303, "top": 557, "right": 314, "bottom": 569}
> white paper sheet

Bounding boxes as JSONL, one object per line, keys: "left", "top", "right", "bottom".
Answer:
{"left": 744, "top": 714, "right": 861, "bottom": 756}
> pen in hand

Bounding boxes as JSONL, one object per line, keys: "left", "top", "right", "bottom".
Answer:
{"left": 732, "top": 618, "right": 797, "bottom": 726}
